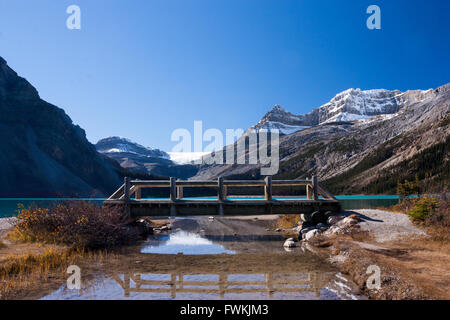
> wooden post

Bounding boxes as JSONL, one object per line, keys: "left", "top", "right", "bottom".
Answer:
{"left": 264, "top": 176, "right": 272, "bottom": 201}
{"left": 218, "top": 177, "right": 224, "bottom": 202}
{"left": 307, "top": 184, "right": 312, "bottom": 200}
{"left": 135, "top": 187, "right": 141, "bottom": 200}
{"left": 177, "top": 186, "right": 183, "bottom": 199}
{"left": 312, "top": 176, "right": 319, "bottom": 201}
{"left": 124, "top": 177, "right": 130, "bottom": 202}
{"left": 170, "top": 177, "right": 176, "bottom": 202}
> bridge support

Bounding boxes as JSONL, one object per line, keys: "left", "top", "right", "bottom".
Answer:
{"left": 264, "top": 176, "right": 272, "bottom": 201}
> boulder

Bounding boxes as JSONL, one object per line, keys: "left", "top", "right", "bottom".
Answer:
{"left": 305, "top": 229, "right": 321, "bottom": 241}
{"left": 342, "top": 217, "right": 357, "bottom": 225}
{"left": 327, "top": 215, "right": 344, "bottom": 225}
{"left": 316, "top": 223, "right": 328, "bottom": 231}
{"left": 299, "top": 226, "right": 316, "bottom": 237}
{"left": 283, "top": 238, "right": 296, "bottom": 248}
{"left": 311, "top": 211, "right": 325, "bottom": 224}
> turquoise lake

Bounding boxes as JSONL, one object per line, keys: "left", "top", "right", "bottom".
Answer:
{"left": 0, "top": 196, "right": 403, "bottom": 218}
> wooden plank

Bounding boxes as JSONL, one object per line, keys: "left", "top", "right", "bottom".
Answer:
{"left": 318, "top": 184, "right": 337, "bottom": 200}
{"left": 170, "top": 177, "right": 176, "bottom": 202}
{"left": 177, "top": 186, "right": 183, "bottom": 199}
{"left": 312, "top": 176, "right": 319, "bottom": 201}
{"left": 135, "top": 187, "right": 142, "bottom": 200}
{"left": 108, "top": 184, "right": 125, "bottom": 200}
{"left": 124, "top": 177, "right": 130, "bottom": 202}
{"left": 306, "top": 184, "right": 313, "bottom": 200}
{"left": 218, "top": 177, "right": 225, "bottom": 202}
{"left": 264, "top": 176, "right": 272, "bottom": 201}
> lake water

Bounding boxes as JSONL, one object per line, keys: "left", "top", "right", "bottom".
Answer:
{"left": 0, "top": 196, "right": 401, "bottom": 218}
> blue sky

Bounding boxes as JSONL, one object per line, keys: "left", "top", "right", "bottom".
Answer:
{"left": 0, "top": 0, "right": 449, "bottom": 150}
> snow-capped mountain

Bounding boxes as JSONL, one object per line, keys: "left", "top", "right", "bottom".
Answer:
{"left": 317, "top": 88, "right": 435, "bottom": 124}
{"left": 95, "top": 137, "right": 199, "bottom": 179}
{"left": 252, "top": 105, "right": 311, "bottom": 134}
{"left": 253, "top": 88, "right": 436, "bottom": 134}
{"left": 96, "top": 137, "right": 170, "bottom": 159}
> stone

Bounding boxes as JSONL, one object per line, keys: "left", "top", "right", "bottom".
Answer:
{"left": 324, "top": 211, "right": 334, "bottom": 219}
{"left": 327, "top": 215, "right": 344, "bottom": 225}
{"left": 311, "top": 211, "right": 325, "bottom": 224}
{"left": 305, "top": 229, "right": 321, "bottom": 241}
{"left": 343, "top": 217, "right": 357, "bottom": 225}
{"left": 299, "top": 227, "right": 315, "bottom": 236}
{"left": 283, "top": 238, "right": 296, "bottom": 248}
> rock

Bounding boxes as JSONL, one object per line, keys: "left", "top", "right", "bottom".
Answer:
{"left": 316, "top": 223, "right": 328, "bottom": 231}
{"left": 208, "top": 216, "right": 215, "bottom": 221}
{"left": 305, "top": 229, "right": 321, "bottom": 241}
{"left": 283, "top": 238, "right": 296, "bottom": 248}
{"left": 160, "top": 225, "right": 169, "bottom": 231}
{"left": 342, "top": 217, "right": 357, "bottom": 225}
{"left": 324, "top": 211, "right": 334, "bottom": 219}
{"left": 311, "top": 211, "right": 325, "bottom": 224}
{"left": 299, "top": 227, "right": 315, "bottom": 236}
{"left": 301, "top": 221, "right": 315, "bottom": 229}
{"left": 275, "top": 228, "right": 281, "bottom": 232}
{"left": 325, "top": 226, "right": 342, "bottom": 235}
{"left": 327, "top": 215, "right": 344, "bottom": 225}
{"left": 300, "top": 213, "right": 311, "bottom": 222}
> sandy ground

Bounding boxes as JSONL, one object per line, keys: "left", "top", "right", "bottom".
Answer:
{"left": 347, "top": 209, "right": 427, "bottom": 242}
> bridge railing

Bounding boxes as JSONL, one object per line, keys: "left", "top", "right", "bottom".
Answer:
{"left": 107, "top": 176, "right": 337, "bottom": 202}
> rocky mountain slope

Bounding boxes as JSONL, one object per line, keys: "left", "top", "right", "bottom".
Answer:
{"left": 193, "top": 84, "right": 450, "bottom": 194}
{"left": 96, "top": 137, "right": 198, "bottom": 179}
{"left": 0, "top": 57, "right": 123, "bottom": 197}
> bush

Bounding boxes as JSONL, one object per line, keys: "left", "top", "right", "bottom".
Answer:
{"left": 407, "top": 196, "right": 440, "bottom": 222}
{"left": 8, "top": 201, "right": 146, "bottom": 249}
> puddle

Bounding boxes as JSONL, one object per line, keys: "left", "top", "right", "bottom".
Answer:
{"left": 141, "top": 231, "right": 235, "bottom": 255}
{"left": 39, "top": 217, "right": 365, "bottom": 300}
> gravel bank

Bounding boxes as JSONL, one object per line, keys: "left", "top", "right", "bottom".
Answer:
{"left": 349, "top": 209, "right": 427, "bottom": 242}
{"left": 0, "top": 217, "right": 17, "bottom": 236}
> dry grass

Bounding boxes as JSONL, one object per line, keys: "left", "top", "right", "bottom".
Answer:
{"left": 0, "top": 246, "right": 115, "bottom": 300}
{"left": 0, "top": 241, "right": 5, "bottom": 249}
{"left": 0, "top": 248, "right": 75, "bottom": 299}
{"left": 275, "top": 214, "right": 301, "bottom": 230}
{"left": 8, "top": 201, "right": 147, "bottom": 249}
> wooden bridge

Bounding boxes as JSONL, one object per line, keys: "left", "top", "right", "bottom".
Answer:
{"left": 104, "top": 176, "right": 341, "bottom": 217}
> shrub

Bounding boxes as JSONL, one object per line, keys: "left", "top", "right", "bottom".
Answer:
{"left": 8, "top": 201, "right": 146, "bottom": 249}
{"left": 407, "top": 196, "right": 440, "bottom": 222}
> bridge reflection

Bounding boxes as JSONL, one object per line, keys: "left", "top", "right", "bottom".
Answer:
{"left": 109, "top": 271, "right": 331, "bottom": 298}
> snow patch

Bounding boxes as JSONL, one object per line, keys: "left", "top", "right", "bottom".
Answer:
{"left": 168, "top": 152, "right": 210, "bottom": 164}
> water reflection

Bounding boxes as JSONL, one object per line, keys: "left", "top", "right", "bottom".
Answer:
{"left": 112, "top": 271, "right": 326, "bottom": 299}
{"left": 141, "top": 231, "right": 235, "bottom": 255}
{"left": 42, "top": 269, "right": 360, "bottom": 300}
